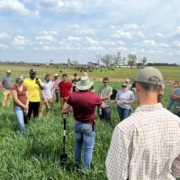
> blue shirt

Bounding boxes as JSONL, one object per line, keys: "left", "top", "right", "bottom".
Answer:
{"left": 116, "top": 90, "right": 135, "bottom": 109}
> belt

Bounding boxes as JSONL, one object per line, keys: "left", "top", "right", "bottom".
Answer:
{"left": 75, "top": 119, "right": 93, "bottom": 124}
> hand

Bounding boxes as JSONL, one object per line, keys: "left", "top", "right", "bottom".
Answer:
{"left": 44, "top": 98, "right": 47, "bottom": 103}
{"left": 24, "top": 105, "right": 28, "bottom": 111}
{"left": 123, "top": 100, "right": 127, "bottom": 103}
{"left": 36, "top": 79, "right": 40, "bottom": 85}
{"left": 116, "top": 100, "right": 120, "bottom": 104}
{"left": 2, "top": 87, "right": 6, "bottom": 91}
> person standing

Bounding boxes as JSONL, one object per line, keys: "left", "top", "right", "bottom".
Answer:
{"left": 58, "top": 74, "right": 72, "bottom": 111}
{"left": 72, "top": 73, "right": 80, "bottom": 92}
{"left": 23, "top": 69, "right": 43, "bottom": 120}
{"left": 53, "top": 73, "right": 61, "bottom": 103}
{"left": 124, "top": 78, "right": 132, "bottom": 90}
{"left": 63, "top": 76, "right": 104, "bottom": 171}
{"left": 38, "top": 74, "right": 54, "bottom": 118}
{"left": 0, "top": 70, "right": 14, "bottom": 107}
{"left": 115, "top": 83, "right": 135, "bottom": 121}
{"left": 106, "top": 67, "right": 180, "bottom": 180}
{"left": 167, "top": 81, "right": 179, "bottom": 110}
{"left": 83, "top": 72, "right": 96, "bottom": 93}
{"left": 12, "top": 75, "right": 29, "bottom": 136}
{"left": 98, "top": 77, "right": 112, "bottom": 125}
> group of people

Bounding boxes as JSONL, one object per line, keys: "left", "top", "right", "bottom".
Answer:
{"left": 1, "top": 67, "right": 180, "bottom": 179}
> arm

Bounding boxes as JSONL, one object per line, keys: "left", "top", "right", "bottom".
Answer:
{"left": 170, "top": 94, "right": 180, "bottom": 101}
{"left": 63, "top": 102, "right": 73, "bottom": 112}
{"left": 106, "top": 126, "right": 131, "bottom": 180}
{"left": 171, "top": 154, "right": 180, "bottom": 178}
{"left": 0, "top": 81, "right": 6, "bottom": 91}
{"left": 36, "top": 79, "right": 43, "bottom": 90}
{"left": 123, "top": 99, "right": 135, "bottom": 104}
{"left": 41, "top": 89, "right": 47, "bottom": 103}
{"left": 91, "top": 88, "right": 96, "bottom": 93}
{"left": 25, "top": 90, "right": 29, "bottom": 108}
{"left": 101, "top": 94, "right": 112, "bottom": 101}
{"left": 100, "top": 101, "right": 105, "bottom": 109}
{"left": 51, "top": 83, "right": 55, "bottom": 97}
{"left": 12, "top": 90, "right": 27, "bottom": 109}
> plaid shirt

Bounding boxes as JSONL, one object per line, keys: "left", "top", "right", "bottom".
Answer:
{"left": 106, "top": 103, "right": 180, "bottom": 180}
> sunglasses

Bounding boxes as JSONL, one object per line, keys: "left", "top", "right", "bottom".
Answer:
{"left": 122, "top": 86, "right": 127, "bottom": 88}
{"left": 103, "top": 82, "right": 108, "bottom": 83}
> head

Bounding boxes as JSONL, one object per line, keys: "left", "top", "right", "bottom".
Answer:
{"left": 132, "top": 67, "right": 163, "bottom": 102}
{"left": 74, "top": 73, "right": 78, "bottom": 80}
{"left": 62, "top": 74, "right": 68, "bottom": 81}
{"left": 76, "top": 76, "right": 94, "bottom": 91}
{"left": 29, "top": 69, "right": 36, "bottom": 80}
{"left": 53, "top": 73, "right": 59, "bottom": 79}
{"left": 125, "top": 78, "right": 129, "bottom": 84}
{"left": 174, "top": 81, "right": 179, "bottom": 87}
{"left": 83, "top": 72, "right": 88, "bottom": 76}
{"left": 103, "top": 77, "right": 109, "bottom": 87}
{"left": 16, "top": 75, "right": 24, "bottom": 85}
{"left": 121, "top": 83, "right": 128, "bottom": 92}
{"left": 6, "top": 70, "right": 11, "bottom": 77}
{"left": 45, "top": 74, "right": 52, "bottom": 82}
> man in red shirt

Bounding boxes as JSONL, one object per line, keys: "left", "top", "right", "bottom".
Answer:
{"left": 63, "top": 76, "right": 104, "bottom": 172}
{"left": 58, "top": 74, "right": 72, "bottom": 111}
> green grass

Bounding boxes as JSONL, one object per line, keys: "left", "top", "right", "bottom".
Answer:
{"left": 0, "top": 65, "right": 178, "bottom": 179}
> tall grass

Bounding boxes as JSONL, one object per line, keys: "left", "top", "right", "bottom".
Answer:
{"left": 0, "top": 79, "right": 176, "bottom": 180}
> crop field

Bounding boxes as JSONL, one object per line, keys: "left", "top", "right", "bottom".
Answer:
{"left": 0, "top": 64, "right": 179, "bottom": 179}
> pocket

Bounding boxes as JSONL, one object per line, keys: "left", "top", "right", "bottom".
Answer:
{"left": 82, "top": 124, "right": 93, "bottom": 134}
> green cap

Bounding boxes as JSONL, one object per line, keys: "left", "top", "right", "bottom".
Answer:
{"left": 135, "top": 67, "right": 163, "bottom": 85}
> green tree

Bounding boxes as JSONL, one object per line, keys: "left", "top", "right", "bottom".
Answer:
{"left": 127, "top": 54, "right": 137, "bottom": 66}
{"left": 141, "top": 57, "right": 147, "bottom": 65}
{"left": 101, "top": 54, "right": 113, "bottom": 67}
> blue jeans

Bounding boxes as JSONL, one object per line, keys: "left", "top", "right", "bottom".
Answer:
{"left": 74, "top": 121, "right": 95, "bottom": 170}
{"left": 167, "top": 99, "right": 174, "bottom": 110}
{"left": 117, "top": 106, "right": 130, "bottom": 121}
{"left": 54, "top": 90, "right": 59, "bottom": 103}
{"left": 14, "top": 106, "right": 26, "bottom": 136}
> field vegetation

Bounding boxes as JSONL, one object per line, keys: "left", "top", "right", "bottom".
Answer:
{"left": 0, "top": 65, "right": 178, "bottom": 179}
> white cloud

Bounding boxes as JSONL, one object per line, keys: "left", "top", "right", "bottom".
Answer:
{"left": 86, "top": 37, "right": 99, "bottom": 46}
{"left": 0, "top": 32, "right": 10, "bottom": 39}
{"left": 67, "top": 36, "right": 81, "bottom": 41}
{"left": 172, "top": 41, "right": 180, "bottom": 47}
{"left": 86, "top": 46, "right": 104, "bottom": 51}
{"left": 43, "top": 31, "right": 59, "bottom": 35}
{"left": 169, "top": 26, "right": 180, "bottom": 37}
{"left": 110, "top": 25, "right": 116, "bottom": 29}
{"left": 80, "top": 29, "right": 96, "bottom": 35}
{"left": 138, "top": 32, "right": 146, "bottom": 38}
{"left": 0, "top": 44, "right": 8, "bottom": 49}
{"left": 35, "top": 36, "right": 56, "bottom": 42}
{"left": 147, "top": 50, "right": 155, "bottom": 54}
{"left": 139, "top": 48, "right": 145, "bottom": 53}
{"left": 123, "top": 24, "right": 138, "bottom": 30}
{"left": 0, "top": 0, "right": 31, "bottom": 15}
{"left": 112, "top": 30, "right": 132, "bottom": 39}
{"left": 102, "top": 40, "right": 115, "bottom": 46}
{"left": 156, "top": 33, "right": 164, "bottom": 38}
{"left": 143, "top": 40, "right": 156, "bottom": 47}
{"left": 160, "top": 43, "right": 170, "bottom": 47}
{"left": 66, "top": 24, "right": 80, "bottom": 29}
{"left": 133, "top": 42, "right": 140, "bottom": 46}
{"left": 167, "top": 52, "right": 173, "bottom": 55}
{"left": 11, "top": 35, "right": 30, "bottom": 45}
{"left": 42, "top": 46, "right": 58, "bottom": 51}
{"left": 116, "top": 41, "right": 125, "bottom": 45}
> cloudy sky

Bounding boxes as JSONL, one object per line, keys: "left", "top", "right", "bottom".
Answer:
{"left": 0, "top": 0, "right": 180, "bottom": 64}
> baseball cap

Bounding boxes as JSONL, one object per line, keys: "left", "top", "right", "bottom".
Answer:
{"left": 74, "top": 73, "right": 77, "bottom": 76}
{"left": 16, "top": 75, "right": 24, "bottom": 81}
{"left": 29, "top": 69, "right": 36, "bottom": 74}
{"left": 134, "top": 67, "right": 163, "bottom": 86}
{"left": 125, "top": 78, "right": 129, "bottom": 83}
{"left": 6, "top": 70, "right": 11, "bottom": 73}
{"left": 122, "top": 83, "right": 127, "bottom": 88}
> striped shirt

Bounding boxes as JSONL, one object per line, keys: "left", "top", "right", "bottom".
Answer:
{"left": 106, "top": 103, "right": 180, "bottom": 180}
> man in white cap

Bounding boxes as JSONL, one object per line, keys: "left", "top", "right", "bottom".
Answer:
{"left": 106, "top": 67, "right": 180, "bottom": 180}
{"left": 0, "top": 70, "right": 14, "bottom": 107}
{"left": 63, "top": 76, "right": 104, "bottom": 171}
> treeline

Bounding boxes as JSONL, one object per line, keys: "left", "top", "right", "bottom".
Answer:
{"left": 146, "top": 63, "right": 178, "bottom": 66}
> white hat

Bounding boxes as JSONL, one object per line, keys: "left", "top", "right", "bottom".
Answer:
{"left": 6, "top": 70, "right": 11, "bottom": 73}
{"left": 125, "top": 78, "right": 129, "bottom": 83}
{"left": 76, "top": 76, "right": 94, "bottom": 90}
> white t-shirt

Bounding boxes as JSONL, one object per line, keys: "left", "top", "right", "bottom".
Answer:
{"left": 43, "top": 81, "right": 54, "bottom": 99}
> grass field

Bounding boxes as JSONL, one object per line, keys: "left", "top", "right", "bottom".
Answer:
{"left": 0, "top": 65, "right": 178, "bottom": 179}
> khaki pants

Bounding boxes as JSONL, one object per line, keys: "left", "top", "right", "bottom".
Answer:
{"left": 38, "top": 98, "right": 53, "bottom": 118}
{"left": 60, "top": 97, "right": 68, "bottom": 110}
{"left": 2, "top": 90, "right": 12, "bottom": 107}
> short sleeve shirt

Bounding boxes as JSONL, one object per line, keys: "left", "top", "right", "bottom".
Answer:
{"left": 72, "top": 78, "right": 80, "bottom": 92}
{"left": 116, "top": 90, "right": 135, "bottom": 109}
{"left": 66, "top": 90, "right": 102, "bottom": 123}
{"left": 23, "top": 77, "right": 42, "bottom": 102}
{"left": 172, "top": 88, "right": 180, "bottom": 113}
{"left": 0, "top": 76, "right": 12, "bottom": 90}
{"left": 58, "top": 81, "right": 72, "bottom": 97}
{"left": 12, "top": 85, "right": 27, "bottom": 106}
{"left": 43, "top": 81, "right": 54, "bottom": 99}
{"left": 98, "top": 86, "right": 112, "bottom": 107}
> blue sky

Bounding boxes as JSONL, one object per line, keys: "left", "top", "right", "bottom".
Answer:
{"left": 0, "top": 0, "right": 180, "bottom": 64}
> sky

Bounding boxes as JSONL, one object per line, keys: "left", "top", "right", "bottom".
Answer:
{"left": 0, "top": 0, "right": 180, "bottom": 64}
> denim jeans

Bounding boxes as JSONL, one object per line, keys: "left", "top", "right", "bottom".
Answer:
{"left": 54, "top": 89, "right": 59, "bottom": 103}
{"left": 97, "top": 107, "right": 111, "bottom": 125}
{"left": 117, "top": 106, "right": 130, "bottom": 121}
{"left": 14, "top": 106, "right": 26, "bottom": 136}
{"left": 167, "top": 99, "right": 174, "bottom": 110}
{"left": 74, "top": 121, "right": 95, "bottom": 170}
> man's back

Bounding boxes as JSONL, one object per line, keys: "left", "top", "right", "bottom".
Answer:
{"left": 106, "top": 103, "right": 180, "bottom": 180}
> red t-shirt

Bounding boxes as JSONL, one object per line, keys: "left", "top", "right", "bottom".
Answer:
{"left": 66, "top": 90, "right": 102, "bottom": 123}
{"left": 12, "top": 85, "right": 27, "bottom": 106}
{"left": 58, "top": 81, "right": 72, "bottom": 97}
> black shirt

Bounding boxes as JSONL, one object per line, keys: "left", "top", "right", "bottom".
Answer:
{"left": 72, "top": 78, "right": 80, "bottom": 92}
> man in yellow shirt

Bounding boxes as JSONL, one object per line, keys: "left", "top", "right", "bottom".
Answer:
{"left": 23, "top": 69, "right": 43, "bottom": 121}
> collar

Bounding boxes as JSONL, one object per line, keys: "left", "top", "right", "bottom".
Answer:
{"left": 135, "top": 103, "right": 163, "bottom": 113}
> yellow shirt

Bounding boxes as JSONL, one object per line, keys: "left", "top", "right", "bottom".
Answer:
{"left": 23, "top": 77, "right": 42, "bottom": 102}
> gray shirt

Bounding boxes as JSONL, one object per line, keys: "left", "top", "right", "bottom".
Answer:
{"left": 43, "top": 81, "right": 54, "bottom": 99}
{"left": 116, "top": 90, "right": 135, "bottom": 109}
{"left": 0, "top": 76, "right": 12, "bottom": 90}
{"left": 98, "top": 86, "right": 112, "bottom": 107}
{"left": 172, "top": 88, "right": 180, "bottom": 114}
